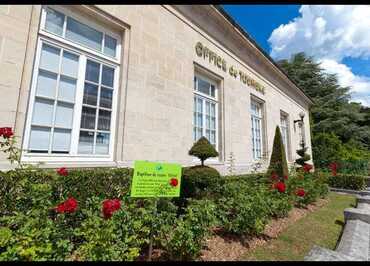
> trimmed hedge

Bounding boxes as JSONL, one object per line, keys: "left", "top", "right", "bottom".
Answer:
{"left": 336, "top": 160, "right": 369, "bottom": 176}
{"left": 0, "top": 166, "right": 330, "bottom": 261}
{"left": 328, "top": 174, "right": 367, "bottom": 191}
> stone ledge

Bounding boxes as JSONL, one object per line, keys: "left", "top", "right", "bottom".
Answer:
{"left": 344, "top": 208, "right": 370, "bottom": 223}
{"left": 304, "top": 245, "right": 359, "bottom": 261}
{"left": 329, "top": 187, "right": 370, "bottom": 196}
{"left": 336, "top": 219, "right": 369, "bottom": 261}
{"left": 357, "top": 195, "right": 370, "bottom": 205}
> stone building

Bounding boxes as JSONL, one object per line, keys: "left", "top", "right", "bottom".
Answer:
{"left": 0, "top": 5, "right": 313, "bottom": 174}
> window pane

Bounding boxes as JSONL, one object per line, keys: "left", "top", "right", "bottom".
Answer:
{"left": 210, "top": 85, "right": 216, "bottom": 97}
{"left": 98, "top": 109, "right": 111, "bottom": 131}
{"left": 104, "top": 35, "right": 117, "bottom": 57}
{"left": 211, "top": 131, "right": 216, "bottom": 144}
{"left": 66, "top": 17, "right": 103, "bottom": 52}
{"left": 210, "top": 103, "right": 215, "bottom": 117}
{"left": 100, "top": 87, "right": 113, "bottom": 109}
{"left": 40, "top": 44, "right": 60, "bottom": 73}
{"left": 95, "top": 132, "right": 109, "bottom": 154}
{"left": 205, "top": 101, "right": 210, "bottom": 115}
{"left": 78, "top": 131, "right": 94, "bottom": 154}
{"left": 29, "top": 126, "right": 50, "bottom": 152}
{"left": 197, "top": 78, "right": 210, "bottom": 95}
{"left": 36, "top": 70, "right": 57, "bottom": 98}
{"left": 85, "top": 60, "right": 100, "bottom": 83}
{"left": 206, "top": 129, "right": 210, "bottom": 140}
{"left": 58, "top": 76, "right": 76, "bottom": 103}
{"left": 197, "top": 128, "right": 202, "bottom": 140}
{"left": 32, "top": 98, "right": 54, "bottom": 126}
{"left": 52, "top": 128, "right": 71, "bottom": 152}
{"left": 101, "top": 65, "right": 114, "bottom": 87}
{"left": 83, "top": 83, "right": 98, "bottom": 106}
{"left": 55, "top": 102, "right": 74, "bottom": 128}
{"left": 80, "top": 106, "right": 96, "bottom": 129}
{"left": 61, "top": 51, "right": 79, "bottom": 78}
{"left": 211, "top": 117, "right": 215, "bottom": 130}
{"left": 196, "top": 98, "right": 202, "bottom": 112}
{"left": 196, "top": 113, "right": 202, "bottom": 127}
{"left": 45, "top": 8, "right": 64, "bottom": 36}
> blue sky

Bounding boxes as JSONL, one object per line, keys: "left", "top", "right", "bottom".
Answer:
{"left": 223, "top": 5, "right": 370, "bottom": 106}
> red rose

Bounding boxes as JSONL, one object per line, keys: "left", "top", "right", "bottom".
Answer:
{"left": 303, "top": 164, "right": 313, "bottom": 173}
{"left": 271, "top": 172, "right": 279, "bottom": 180}
{"left": 57, "top": 167, "right": 68, "bottom": 176}
{"left": 102, "top": 199, "right": 121, "bottom": 219}
{"left": 55, "top": 197, "right": 78, "bottom": 213}
{"left": 283, "top": 175, "right": 288, "bottom": 180}
{"left": 274, "top": 182, "right": 286, "bottom": 193}
{"left": 296, "top": 188, "right": 305, "bottom": 197}
{"left": 169, "top": 178, "right": 178, "bottom": 187}
{"left": 0, "top": 127, "right": 13, "bottom": 138}
{"left": 329, "top": 162, "right": 338, "bottom": 176}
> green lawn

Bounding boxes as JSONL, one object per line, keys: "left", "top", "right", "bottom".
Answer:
{"left": 241, "top": 192, "right": 356, "bottom": 261}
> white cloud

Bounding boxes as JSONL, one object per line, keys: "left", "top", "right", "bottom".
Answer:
{"left": 268, "top": 5, "right": 370, "bottom": 106}
{"left": 320, "top": 59, "right": 370, "bottom": 106}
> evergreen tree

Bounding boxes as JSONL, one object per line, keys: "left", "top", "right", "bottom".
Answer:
{"left": 189, "top": 137, "right": 219, "bottom": 166}
{"left": 277, "top": 52, "right": 370, "bottom": 157}
{"left": 267, "top": 126, "right": 289, "bottom": 177}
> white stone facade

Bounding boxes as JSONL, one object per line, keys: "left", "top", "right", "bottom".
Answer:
{"left": 0, "top": 5, "right": 313, "bottom": 174}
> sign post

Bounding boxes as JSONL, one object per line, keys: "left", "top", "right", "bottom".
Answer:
{"left": 130, "top": 160, "right": 182, "bottom": 260}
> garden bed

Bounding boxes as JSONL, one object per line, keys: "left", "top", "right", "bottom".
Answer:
{"left": 241, "top": 192, "right": 355, "bottom": 261}
{"left": 200, "top": 197, "right": 328, "bottom": 261}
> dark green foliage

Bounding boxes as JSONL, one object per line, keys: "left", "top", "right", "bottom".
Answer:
{"left": 278, "top": 52, "right": 370, "bottom": 161}
{"left": 338, "top": 160, "right": 369, "bottom": 175}
{"left": 328, "top": 174, "right": 367, "bottom": 191}
{"left": 214, "top": 180, "right": 272, "bottom": 235}
{"left": 286, "top": 170, "right": 329, "bottom": 208}
{"left": 188, "top": 137, "right": 219, "bottom": 166}
{"left": 157, "top": 199, "right": 217, "bottom": 261}
{"left": 0, "top": 166, "right": 331, "bottom": 261}
{"left": 267, "top": 126, "right": 289, "bottom": 177}
{"left": 180, "top": 166, "right": 221, "bottom": 199}
{"left": 312, "top": 133, "right": 343, "bottom": 168}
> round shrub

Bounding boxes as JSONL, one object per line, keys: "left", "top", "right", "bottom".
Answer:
{"left": 180, "top": 166, "right": 221, "bottom": 199}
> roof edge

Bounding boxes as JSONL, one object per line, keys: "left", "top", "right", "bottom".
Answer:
{"left": 213, "top": 5, "right": 314, "bottom": 105}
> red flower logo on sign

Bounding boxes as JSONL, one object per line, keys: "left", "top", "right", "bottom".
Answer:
{"left": 169, "top": 178, "right": 178, "bottom": 187}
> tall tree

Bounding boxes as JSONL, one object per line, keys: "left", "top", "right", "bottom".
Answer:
{"left": 277, "top": 53, "right": 370, "bottom": 152}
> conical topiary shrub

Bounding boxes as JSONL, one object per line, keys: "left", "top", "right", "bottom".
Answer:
{"left": 266, "top": 126, "right": 289, "bottom": 178}
{"left": 189, "top": 136, "right": 219, "bottom": 166}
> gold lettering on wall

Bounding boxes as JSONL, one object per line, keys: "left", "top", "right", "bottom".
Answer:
{"left": 195, "top": 41, "right": 265, "bottom": 94}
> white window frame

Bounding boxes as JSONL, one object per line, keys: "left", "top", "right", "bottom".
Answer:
{"left": 280, "top": 111, "right": 291, "bottom": 161}
{"left": 193, "top": 73, "right": 219, "bottom": 161}
{"left": 21, "top": 6, "right": 121, "bottom": 163}
{"left": 39, "top": 5, "right": 121, "bottom": 64}
{"left": 250, "top": 98, "right": 264, "bottom": 161}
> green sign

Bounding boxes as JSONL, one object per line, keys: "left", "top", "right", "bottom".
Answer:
{"left": 130, "top": 161, "right": 182, "bottom": 198}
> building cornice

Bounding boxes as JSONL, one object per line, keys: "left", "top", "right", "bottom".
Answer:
{"left": 212, "top": 5, "right": 313, "bottom": 105}
{"left": 172, "top": 5, "right": 314, "bottom": 107}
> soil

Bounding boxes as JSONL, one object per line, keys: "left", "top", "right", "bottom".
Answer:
{"left": 199, "top": 198, "right": 329, "bottom": 261}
